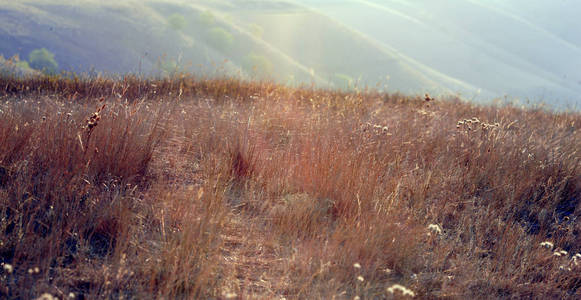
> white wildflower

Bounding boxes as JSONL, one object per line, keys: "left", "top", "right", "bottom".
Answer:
{"left": 2, "top": 263, "right": 13, "bottom": 274}
{"left": 540, "top": 241, "right": 554, "bottom": 249}
{"left": 554, "top": 249, "right": 568, "bottom": 257}
{"left": 559, "top": 265, "right": 572, "bottom": 271}
{"left": 353, "top": 263, "right": 361, "bottom": 269}
{"left": 427, "top": 224, "right": 442, "bottom": 235}
{"left": 387, "top": 284, "right": 415, "bottom": 297}
{"left": 35, "top": 293, "right": 58, "bottom": 300}
{"left": 573, "top": 253, "right": 581, "bottom": 265}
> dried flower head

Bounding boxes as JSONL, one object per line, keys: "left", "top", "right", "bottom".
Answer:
{"left": 387, "top": 284, "right": 415, "bottom": 297}
{"left": 86, "top": 111, "right": 100, "bottom": 130}
{"left": 428, "top": 223, "right": 443, "bottom": 235}
{"left": 559, "top": 265, "right": 572, "bottom": 271}
{"left": 554, "top": 250, "right": 568, "bottom": 257}
{"left": 222, "top": 292, "right": 237, "bottom": 299}
{"left": 573, "top": 253, "right": 581, "bottom": 265}
{"left": 85, "top": 103, "right": 106, "bottom": 131}
{"left": 35, "top": 293, "right": 58, "bottom": 300}
{"left": 457, "top": 118, "right": 500, "bottom": 132}
{"left": 2, "top": 263, "right": 13, "bottom": 274}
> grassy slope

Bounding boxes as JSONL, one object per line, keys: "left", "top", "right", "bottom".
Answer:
{"left": 0, "top": 75, "right": 580, "bottom": 299}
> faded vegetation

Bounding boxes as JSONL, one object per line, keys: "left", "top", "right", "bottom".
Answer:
{"left": 0, "top": 75, "right": 580, "bottom": 299}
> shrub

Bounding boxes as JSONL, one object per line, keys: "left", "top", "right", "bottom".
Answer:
{"left": 199, "top": 10, "right": 215, "bottom": 26}
{"left": 248, "top": 23, "right": 264, "bottom": 38}
{"left": 167, "top": 13, "right": 186, "bottom": 31}
{"left": 242, "top": 53, "right": 273, "bottom": 78}
{"left": 157, "top": 56, "right": 180, "bottom": 77}
{"left": 333, "top": 73, "right": 354, "bottom": 90}
{"left": 28, "top": 48, "right": 58, "bottom": 74}
{"left": 206, "top": 27, "right": 234, "bottom": 51}
{"left": 0, "top": 55, "right": 36, "bottom": 77}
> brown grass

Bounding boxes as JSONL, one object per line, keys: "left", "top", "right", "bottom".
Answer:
{"left": 0, "top": 74, "right": 580, "bottom": 299}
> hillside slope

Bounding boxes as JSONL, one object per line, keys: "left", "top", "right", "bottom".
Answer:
{"left": 1, "top": 0, "right": 580, "bottom": 107}
{"left": 299, "top": 0, "right": 581, "bottom": 106}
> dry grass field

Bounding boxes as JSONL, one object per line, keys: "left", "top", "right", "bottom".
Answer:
{"left": 0, "top": 75, "right": 580, "bottom": 299}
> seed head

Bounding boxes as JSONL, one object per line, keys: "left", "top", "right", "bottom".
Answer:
{"left": 572, "top": 253, "right": 581, "bottom": 265}
{"left": 428, "top": 224, "right": 443, "bottom": 235}
{"left": 387, "top": 284, "right": 415, "bottom": 297}
{"left": 35, "top": 293, "right": 58, "bottom": 300}
{"left": 2, "top": 263, "right": 13, "bottom": 273}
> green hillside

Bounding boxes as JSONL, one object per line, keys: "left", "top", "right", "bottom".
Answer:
{"left": 0, "top": 1, "right": 325, "bottom": 84}
{"left": 0, "top": 0, "right": 481, "bottom": 96}
{"left": 1, "top": 0, "right": 580, "bottom": 107}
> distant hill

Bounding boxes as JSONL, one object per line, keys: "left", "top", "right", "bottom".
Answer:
{"left": 298, "top": 0, "right": 581, "bottom": 106}
{"left": 1, "top": 0, "right": 580, "bottom": 107}
{"left": 0, "top": 0, "right": 327, "bottom": 84}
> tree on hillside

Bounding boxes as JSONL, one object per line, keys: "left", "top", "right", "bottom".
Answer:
{"left": 334, "top": 73, "right": 354, "bottom": 90}
{"left": 28, "top": 48, "right": 58, "bottom": 74}
{"left": 243, "top": 53, "right": 273, "bottom": 79}
{"left": 199, "top": 10, "right": 215, "bottom": 26}
{"left": 156, "top": 55, "right": 182, "bottom": 77}
{"left": 168, "top": 13, "right": 186, "bottom": 31}
{"left": 206, "top": 27, "right": 234, "bottom": 52}
{"left": 248, "top": 23, "right": 264, "bottom": 39}
{"left": 0, "top": 54, "right": 36, "bottom": 77}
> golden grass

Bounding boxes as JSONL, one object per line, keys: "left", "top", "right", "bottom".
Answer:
{"left": 0, "top": 74, "right": 580, "bottom": 299}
